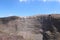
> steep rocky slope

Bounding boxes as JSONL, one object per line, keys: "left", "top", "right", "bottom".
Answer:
{"left": 0, "top": 14, "right": 60, "bottom": 40}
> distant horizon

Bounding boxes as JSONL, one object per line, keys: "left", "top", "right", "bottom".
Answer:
{"left": 0, "top": 13, "right": 60, "bottom": 17}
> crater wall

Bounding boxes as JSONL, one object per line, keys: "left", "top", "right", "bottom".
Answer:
{"left": 0, "top": 14, "right": 60, "bottom": 40}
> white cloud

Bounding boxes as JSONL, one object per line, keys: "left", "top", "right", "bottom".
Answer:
{"left": 19, "top": 0, "right": 28, "bottom": 2}
{"left": 57, "top": 0, "right": 60, "bottom": 2}
{"left": 43, "top": 0, "right": 47, "bottom": 2}
{"left": 43, "top": 0, "right": 60, "bottom": 2}
{"left": 38, "top": 0, "right": 60, "bottom": 2}
{"left": 19, "top": 0, "right": 60, "bottom": 2}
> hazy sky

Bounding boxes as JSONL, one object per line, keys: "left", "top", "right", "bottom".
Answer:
{"left": 0, "top": 0, "right": 60, "bottom": 17}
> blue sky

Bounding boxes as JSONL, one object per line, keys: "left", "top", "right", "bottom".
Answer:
{"left": 0, "top": 0, "right": 60, "bottom": 17}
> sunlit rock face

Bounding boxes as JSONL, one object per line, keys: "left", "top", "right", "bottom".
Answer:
{"left": 0, "top": 14, "right": 60, "bottom": 40}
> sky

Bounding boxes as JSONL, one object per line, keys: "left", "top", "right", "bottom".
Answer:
{"left": 0, "top": 0, "right": 60, "bottom": 17}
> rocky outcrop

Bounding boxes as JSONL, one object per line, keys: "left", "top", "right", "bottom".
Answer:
{"left": 0, "top": 14, "right": 60, "bottom": 40}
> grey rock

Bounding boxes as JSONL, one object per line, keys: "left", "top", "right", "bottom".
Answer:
{"left": 0, "top": 14, "right": 60, "bottom": 40}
